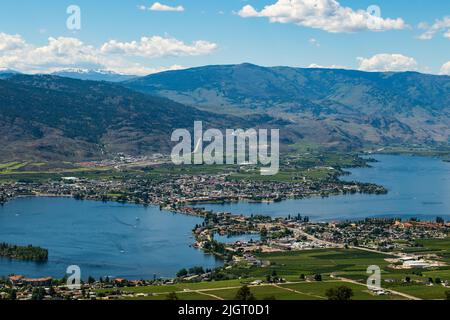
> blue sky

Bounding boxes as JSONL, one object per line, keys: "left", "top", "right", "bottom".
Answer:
{"left": 0, "top": 0, "right": 448, "bottom": 75}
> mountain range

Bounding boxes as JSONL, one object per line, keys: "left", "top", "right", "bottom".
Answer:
{"left": 124, "top": 63, "right": 450, "bottom": 148}
{"left": 51, "top": 69, "right": 137, "bottom": 82}
{"left": 0, "top": 69, "right": 21, "bottom": 79}
{"left": 0, "top": 64, "right": 449, "bottom": 161}
{"left": 0, "top": 74, "right": 278, "bottom": 161}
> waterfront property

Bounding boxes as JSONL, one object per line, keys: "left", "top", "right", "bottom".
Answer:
{"left": 0, "top": 154, "right": 449, "bottom": 296}
{"left": 195, "top": 155, "right": 450, "bottom": 221}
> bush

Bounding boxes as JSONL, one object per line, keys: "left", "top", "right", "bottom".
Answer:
{"left": 325, "top": 286, "right": 354, "bottom": 301}
{"left": 234, "top": 286, "right": 255, "bottom": 301}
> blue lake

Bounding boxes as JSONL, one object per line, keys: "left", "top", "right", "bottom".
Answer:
{"left": 0, "top": 154, "right": 449, "bottom": 279}
{"left": 0, "top": 198, "right": 221, "bottom": 279}
{"left": 214, "top": 233, "right": 260, "bottom": 244}
{"left": 195, "top": 155, "right": 450, "bottom": 222}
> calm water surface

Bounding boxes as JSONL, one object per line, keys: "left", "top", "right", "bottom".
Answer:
{"left": 1, "top": 155, "right": 448, "bottom": 279}
{"left": 0, "top": 198, "right": 221, "bottom": 279}
{"left": 195, "top": 155, "right": 450, "bottom": 221}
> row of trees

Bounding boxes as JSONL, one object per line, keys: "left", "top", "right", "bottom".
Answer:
{"left": 0, "top": 243, "right": 48, "bottom": 262}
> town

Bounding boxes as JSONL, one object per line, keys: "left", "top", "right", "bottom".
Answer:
{"left": 0, "top": 155, "right": 448, "bottom": 301}
{"left": 1, "top": 211, "right": 448, "bottom": 300}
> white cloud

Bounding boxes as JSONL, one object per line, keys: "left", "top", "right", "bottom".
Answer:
{"left": 418, "top": 16, "right": 450, "bottom": 40}
{"left": 440, "top": 61, "right": 450, "bottom": 75}
{"left": 445, "top": 30, "right": 450, "bottom": 39}
{"left": 148, "top": 2, "right": 184, "bottom": 12}
{"left": 238, "top": 0, "right": 407, "bottom": 33}
{"left": 307, "top": 63, "right": 348, "bottom": 69}
{"left": 357, "top": 54, "right": 418, "bottom": 72}
{"left": 0, "top": 33, "right": 215, "bottom": 75}
{"left": 0, "top": 32, "right": 26, "bottom": 51}
{"left": 101, "top": 36, "right": 217, "bottom": 58}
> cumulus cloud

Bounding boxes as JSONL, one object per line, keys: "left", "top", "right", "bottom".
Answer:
{"left": 144, "top": 2, "right": 184, "bottom": 12}
{"left": 101, "top": 36, "right": 217, "bottom": 57}
{"left": 440, "top": 61, "right": 450, "bottom": 75}
{"left": 418, "top": 16, "right": 450, "bottom": 40}
{"left": 238, "top": 0, "right": 407, "bottom": 33}
{"left": 0, "top": 32, "right": 26, "bottom": 51}
{"left": 0, "top": 33, "right": 215, "bottom": 75}
{"left": 357, "top": 54, "right": 418, "bottom": 72}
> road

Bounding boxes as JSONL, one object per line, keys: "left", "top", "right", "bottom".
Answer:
{"left": 330, "top": 275, "right": 422, "bottom": 300}
{"left": 124, "top": 278, "right": 421, "bottom": 300}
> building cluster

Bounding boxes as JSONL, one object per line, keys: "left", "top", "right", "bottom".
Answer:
{"left": 192, "top": 212, "right": 449, "bottom": 268}
{"left": 0, "top": 167, "right": 386, "bottom": 209}
{"left": 305, "top": 219, "right": 450, "bottom": 250}
{"left": 0, "top": 275, "right": 174, "bottom": 300}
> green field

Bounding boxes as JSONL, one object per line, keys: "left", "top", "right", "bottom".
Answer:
{"left": 97, "top": 246, "right": 450, "bottom": 300}
{"left": 280, "top": 281, "right": 403, "bottom": 300}
{"left": 228, "top": 249, "right": 390, "bottom": 280}
{"left": 206, "top": 285, "right": 318, "bottom": 300}
{"left": 385, "top": 283, "right": 450, "bottom": 300}
{"left": 101, "top": 280, "right": 408, "bottom": 301}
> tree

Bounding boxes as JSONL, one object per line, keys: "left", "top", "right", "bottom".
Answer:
{"left": 325, "top": 286, "right": 354, "bottom": 301}
{"left": 314, "top": 274, "right": 322, "bottom": 281}
{"left": 48, "top": 286, "right": 56, "bottom": 296}
{"left": 88, "top": 276, "right": 95, "bottom": 284}
{"left": 166, "top": 292, "right": 179, "bottom": 300}
{"left": 31, "top": 287, "right": 46, "bottom": 300}
{"left": 234, "top": 286, "right": 255, "bottom": 301}
{"left": 176, "top": 268, "right": 188, "bottom": 278}
{"left": 260, "top": 227, "right": 268, "bottom": 242}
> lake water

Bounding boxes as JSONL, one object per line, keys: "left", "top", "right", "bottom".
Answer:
{"left": 214, "top": 233, "right": 260, "bottom": 244}
{"left": 1, "top": 155, "right": 449, "bottom": 279}
{"left": 0, "top": 198, "right": 221, "bottom": 279}
{"left": 195, "top": 155, "right": 450, "bottom": 222}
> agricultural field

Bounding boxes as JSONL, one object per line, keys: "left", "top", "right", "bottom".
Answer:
{"left": 101, "top": 280, "right": 405, "bottom": 301}
{"left": 100, "top": 247, "right": 450, "bottom": 300}
{"left": 227, "top": 249, "right": 390, "bottom": 280}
